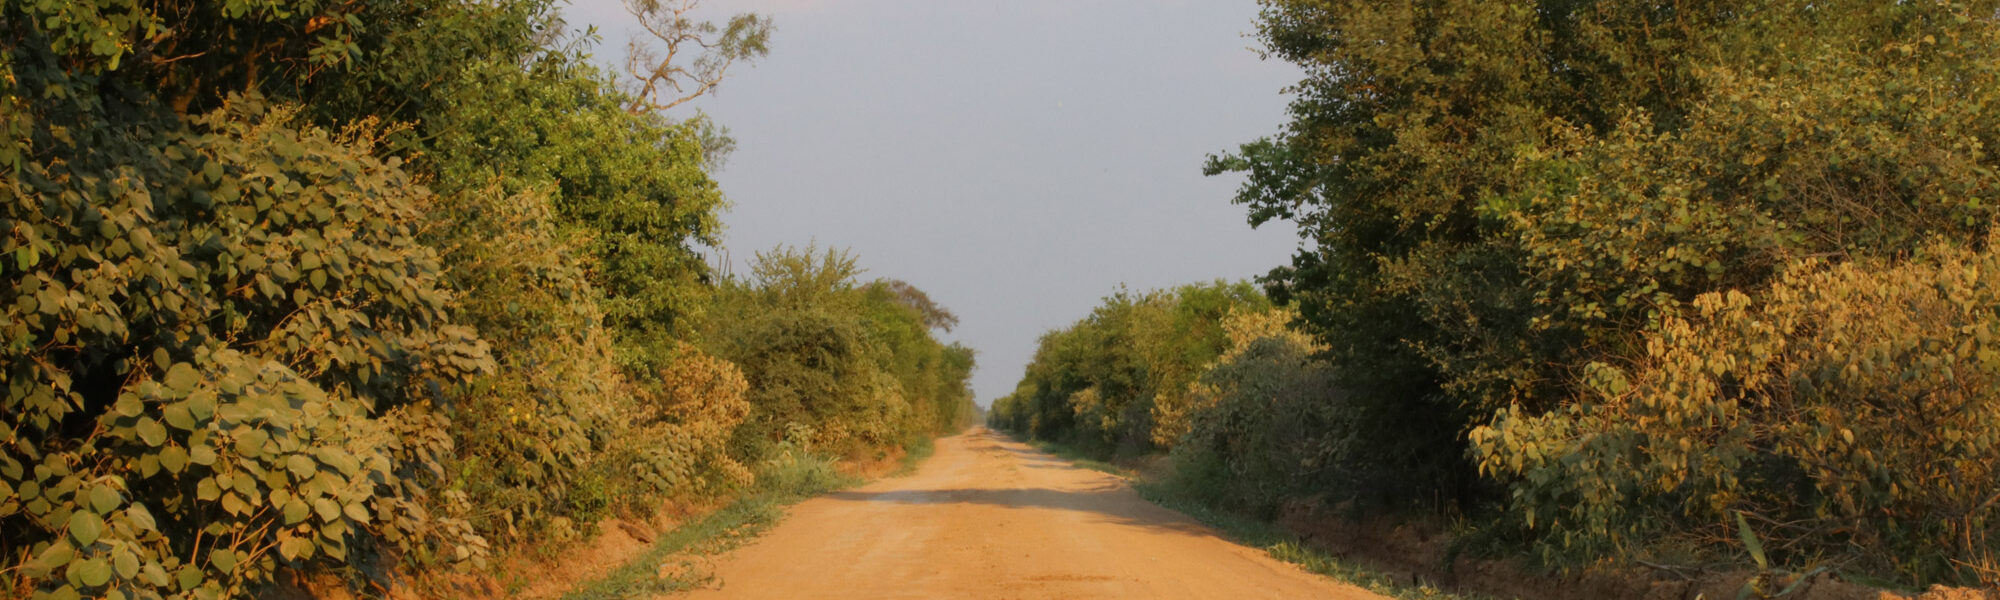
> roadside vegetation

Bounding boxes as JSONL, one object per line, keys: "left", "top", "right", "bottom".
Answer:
{"left": 995, "top": 0, "right": 2000, "bottom": 591}
{"left": 0, "top": 1, "right": 974, "bottom": 599}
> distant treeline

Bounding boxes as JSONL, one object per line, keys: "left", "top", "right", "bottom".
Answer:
{"left": 996, "top": 0, "right": 2000, "bottom": 588}
{"left": 0, "top": 1, "right": 973, "bottom": 599}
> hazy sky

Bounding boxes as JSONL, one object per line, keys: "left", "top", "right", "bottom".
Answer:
{"left": 565, "top": 0, "right": 1303, "bottom": 404}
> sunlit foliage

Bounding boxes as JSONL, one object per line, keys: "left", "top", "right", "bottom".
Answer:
{"left": 1206, "top": 0, "right": 2000, "bottom": 586}
{"left": 1, "top": 1, "right": 970, "bottom": 598}
{"left": 989, "top": 281, "right": 1268, "bottom": 455}
{"left": 705, "top": 247, "right": 977, "bottom": 461}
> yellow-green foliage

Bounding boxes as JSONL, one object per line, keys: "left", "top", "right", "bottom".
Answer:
{"left": 1, "top": 90, "right": 492, "bottom": 599}
{"left": 1475, "top": 235, "right": 2000, "bottom": 583}
{"left": 1160, "top": 307, "right": 1341, "bottom": 516}
{"left": 990, "top": 281, "right": 1270, "bottom": 456}
{"left": 1212, "top": 0, "right": 2000, "bottom": 586}
{"left": 423, "top": 179, "right": 628, "bottom": 546}
{"left": 705, "top": 246, "right": 976, "bottom": 462}
{"left": 0, "top": 1, "right": 815, "bottom": 598}
{"left": 617, "top": 343, "right": 754, "bottom": 497}
{"left": 1152, "top": 307, "right": 1322, "bottom": 447}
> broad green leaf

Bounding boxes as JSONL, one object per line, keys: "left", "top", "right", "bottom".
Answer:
{"left": 134, "top": 418, "right": 166, "bottom": 447}
{"left": 282, "top": 499, "right": 310, "bottom": 525}
{"left": 189, "top": 444, "right": 217, "bottom": 466}
{"left": 159, "top": 446, "right": 188, "bottom": 474}
{"left": 162, "top": 404, "right": 195, "bottom": 431}
{"left": 87, "top": 485, "right": 119, "bottom": 514}
{"left": 68, "top": 511, "right": 104, "bottom": 546}
{"left": 74, "top": 558, "right": 112, "bottom": 587}
{"left": 163, "top": 363, "right": 199, "bottom": 394}
{"left": 207, "top": 548, "right": 237, "bottom": 574}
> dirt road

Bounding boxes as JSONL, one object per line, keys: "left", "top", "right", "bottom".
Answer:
{"left": 678, "top": 427, "right": 1386, "bottom": 599}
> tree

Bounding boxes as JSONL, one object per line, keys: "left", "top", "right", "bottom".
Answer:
{"left": 1214, "top": 0, "right": 2000, "bottom": 584}
{"left": 622, "top": 0, "right": 773, "bottom": 114}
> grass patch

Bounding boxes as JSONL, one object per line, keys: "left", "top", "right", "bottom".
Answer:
{"left": 559, "top": 451, "right": 856, "bottom": 600}
{"left": 893, "top": 436, "right": 935, "bottom": 476}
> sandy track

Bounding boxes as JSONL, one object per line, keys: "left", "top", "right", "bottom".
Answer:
{"left": 677, "top": 427, "right": 1385, "bottom": 599}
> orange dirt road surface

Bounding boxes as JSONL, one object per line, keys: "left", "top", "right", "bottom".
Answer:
{"left": 678, "top": 427, "right": 1387, "bottom": 600}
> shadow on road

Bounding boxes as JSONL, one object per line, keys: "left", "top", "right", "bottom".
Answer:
{"left": 821, "top": 485, "right": 1215, "bottom": 538}
{"left": 821, "top": 431, "right": 1219, "bottom": 539}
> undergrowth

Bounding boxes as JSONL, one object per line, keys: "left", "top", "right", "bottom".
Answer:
{"left": 894, "top": 436, "right": 937, "bottom": 476}
{"left": 559, "top": 451, "right": 856, "bottom": 600}
{"left": 1025, "top": 436, "right": 1494, "bottom": 600}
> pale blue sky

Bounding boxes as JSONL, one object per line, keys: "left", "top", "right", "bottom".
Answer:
{"left": 565, "top": 0, "right": 1302, "bottom": 404}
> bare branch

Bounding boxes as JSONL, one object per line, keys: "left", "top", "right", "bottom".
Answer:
{"left": 621, "top": 0, "right": 772, "bottom": 115}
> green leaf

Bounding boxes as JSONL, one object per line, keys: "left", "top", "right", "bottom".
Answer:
{"left": 1735, "top": 511, "right": 1768, "bottom": 570}
{"left": 314, "top": 498, "right": 339, "bottom": 522}
{"left": 175, "top": 565, "right": 202, "bottom": 590}
{"left": 186, "top": 390, "right": 216, "bottom": 420}
{"left": 160, "top": 446, "right": 188, "bottom": 474}
{"left": 208, "top": 548, "right": 237, "bottom": 574}
{"left": 286, "top": 455, "right": 316, "bottom": 480}
{"left": 35, "top": 540, "right": 74, "bottom": 573}
{"left": 234, "top": 430, "right": 268, "bottom": 457}
{"left": 162, "top": 404, "right": 195, "bottom": 431}
{"left": 164, "top": 363, "right": 199, "bottom": 394}
{"left": 112, "top": 549, "right": 139, "bottom": 580}
{"left": 88, "top": 485, "right": 119, "bottom": 513}
{"left": 68, "top": 511, "right": 104, "bottom": 546}
{"left": 282, "top": 499, "right": 311, "bottom": 525}
{"left": 189, "top": 444, "right": 217, "bottom": 466}
{"left": 73, "top": 558, "right": 111, "bottom": 587}
{"left": 221, "top": 493, "right": 246, "bottom": 515}
{"left": 343, "top": 500, "right": 370, "bottom": 523}
{"left": 279, "top": 536, "right": 313, "bottom": 561}
{"left": 113, "top": 394, "right": 143, "bottom": 418}
{"left": 135, "top": 418, "right": 167, "bottom": 447}
{"left": 126, "top": 505, "right": 157, "bottom": 532}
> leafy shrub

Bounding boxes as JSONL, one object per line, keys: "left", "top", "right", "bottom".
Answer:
{"left": 1167, "top": 332, "right": 1340, "bottom": 517}
{"left": 711, "top": 247, "right": 975, "bottom": 459}
{"left": 1152, "top": 307, "right": 1320, "bottom": 447}
{"left": 993, "top": 281, "right": 1268, "bottom": 456}
{"left": 1475, "top": 236, "right": 2000, "bottom": 584}
{"left": 616, "top": 343, "right": 754, "bottom": 499}
{"left": 422, "top": 179, "right": 624, "bottom": 546}
{"left": 704, "top": 246, "right": 974, "bottom": 462}
{"left": 0, "top": 90, "right": 491, "bottom": 598}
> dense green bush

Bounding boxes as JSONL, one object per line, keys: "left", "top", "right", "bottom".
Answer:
{"left": 1159, "top": 308, "right": 1341, "bottom": 516}
{"left": 705, "top": 247, "right": 977, "bottom": 462}
{"left": 0, "top": 1, "right": 964, "bottom": 598}
{"left": 422, "top": 179, "right": 626, "bottom": 546}
{"left": 1204, "top": 0, "right": 2000, "bottom": 585}
{"left": 989, "top": 281, "right": 1268, "bottom": 456}
{"left": 1476, "top": 235, "right": 2000, "bottom": 583}
{"left": 0, "top": 77, "right": 491, "bottom": 597}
